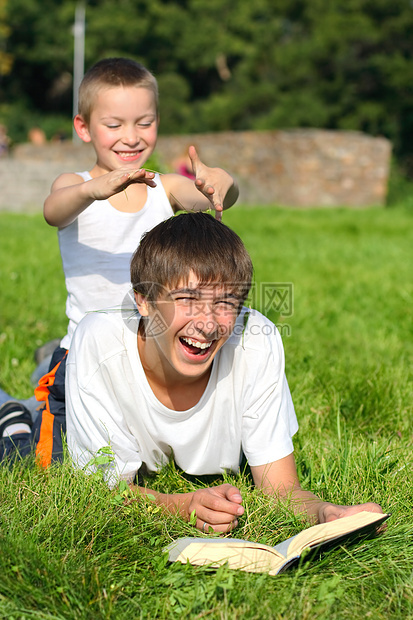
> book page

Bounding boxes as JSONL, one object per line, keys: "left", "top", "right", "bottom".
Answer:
{"left": 172, "top": 539, "right": 286, "bottom": 574}
{"left": 286, "top": 511, "right": 387, "bottom": 557}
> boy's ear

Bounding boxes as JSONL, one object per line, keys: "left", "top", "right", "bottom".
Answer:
{"left": 73, "top": 114, "right": 92, "bottom": 143}
{"left": 134, "top": 291, "right": 149, "bottom": 316}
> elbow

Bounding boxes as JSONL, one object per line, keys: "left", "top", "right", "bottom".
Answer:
{"left": 43, "top": 202, "right": 69, "bottom": 228}
{"left": 43, "top": 201, "right": 58, "bottom": 227}
{"left": 43, "top": 211, "right": 56, "bottom": 227}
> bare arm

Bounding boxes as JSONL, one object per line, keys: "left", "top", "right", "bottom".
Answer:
{"left": 43, "top": 167, "right": 156, "bottom": 228}
{"left": 162, "top": 146, "right": 239, "bottom": 221}
{"left": 130, "top": 482, "right": 245, "bottom": 533}
{"left": 251, "top": 453, "right": 383, "bottom": 524}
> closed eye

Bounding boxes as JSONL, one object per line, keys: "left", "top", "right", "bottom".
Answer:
{"left": 137, "top": 117, "right": 156, "bottom": 128}
{"left": 173, "top": 296, "right": 198, "bottom": 303}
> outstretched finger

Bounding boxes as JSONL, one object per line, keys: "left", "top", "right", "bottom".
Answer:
{"left": 209, "top": 194, "right": 224, "bottom": 218}
{"left": 188, "top": 145, "right": 201, "bottom": 175}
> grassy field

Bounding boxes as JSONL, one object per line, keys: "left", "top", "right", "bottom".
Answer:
{"left": 0, "top": 205, "right": 412, "bottom": 619}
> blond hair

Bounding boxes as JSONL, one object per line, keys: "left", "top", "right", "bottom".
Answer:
{"left": 78, "top": 57, "right": 158, "bottom": 123}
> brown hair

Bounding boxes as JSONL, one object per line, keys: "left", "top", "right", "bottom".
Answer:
{"left": 131, "top": 212, "right": 253, "bottom": 306}
{"left": 78, "top": 57, "right": 158, "bottom": 124}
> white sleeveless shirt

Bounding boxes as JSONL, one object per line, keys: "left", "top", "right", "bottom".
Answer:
{"left": 58, "top": 172, "right": 173, "bottom": 349}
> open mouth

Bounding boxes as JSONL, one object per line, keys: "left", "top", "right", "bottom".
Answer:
{"left": 179, "top": 336, "right": 214, "bottom": 357}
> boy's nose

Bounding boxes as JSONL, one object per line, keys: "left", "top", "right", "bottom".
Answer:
{"left": 122, "top": 128, "right": 140, "bottom": 146}
{"left": 192, "top": 304, "right": 220, "bottom": 337}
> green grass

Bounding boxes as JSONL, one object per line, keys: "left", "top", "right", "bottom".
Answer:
{"left": 0, "top": 205, "right": 412, "bottom": 619}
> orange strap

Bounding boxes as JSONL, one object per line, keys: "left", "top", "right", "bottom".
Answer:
{"left": 34, "top": 360, "right": 59, "bottom": 403}
{"left": 35, "top": 411, "right": 55, "bottom": 468}
{"left": 35, "top": 352, "right": 67, "bottom": 468}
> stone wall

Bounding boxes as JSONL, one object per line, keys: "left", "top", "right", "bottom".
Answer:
{"left": 0, "top": 129, "right": 391, "bottom": 212}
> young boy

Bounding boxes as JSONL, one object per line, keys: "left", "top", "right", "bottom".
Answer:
{"left": 65, "top": 212, "right": 382, "bottom": 532}
{"left": 12, "top": 57, "right": 238, "bottom": 466}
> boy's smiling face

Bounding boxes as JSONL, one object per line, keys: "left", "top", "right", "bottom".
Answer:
{"left": 135, "top": 272, "right": 241, "bottom": 386}
{"left": 78, "top": 85, "right": 158, "bottom": 173}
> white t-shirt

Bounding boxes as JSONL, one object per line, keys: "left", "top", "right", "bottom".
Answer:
{"left": 58, "top": 172, "right": 173, "bottom": 349}
{"left": 66, "top": 308, "right": 298, "bottom": 485}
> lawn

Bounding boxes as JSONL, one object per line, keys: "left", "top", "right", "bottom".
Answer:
{"left": 0, "top": 204, "right": 412, "bottom": 619}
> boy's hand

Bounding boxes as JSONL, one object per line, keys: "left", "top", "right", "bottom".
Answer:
{"left": 318, "top": 501, "right": 383, "bottom": 524}
{"left": 188, "top": 146, "right": 236, "bottom": 221}
{"left": 187, "top": 483, "right": 244, "bottom": 533}
{"left": 90, "top": 167, "right": 157, "bottom": 201}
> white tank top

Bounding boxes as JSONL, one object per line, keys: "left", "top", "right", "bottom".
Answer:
{"left": 58, "top": 172, "right": 173, "bottom": 349}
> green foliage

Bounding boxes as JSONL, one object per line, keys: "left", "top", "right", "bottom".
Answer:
{"left": 0, "top": 0, "right": 12, "bottom": 75}
{"left": 157, "top": 73, "right": 192, "bottom": 136}
{"left": 386, "top": 158, "right": 413, "bottom": 208}
{"left": 1, "top": 0, "right": 413, "bottom": 167}
{"left": 0, "top": 102, "right": 73, "bottom": 144}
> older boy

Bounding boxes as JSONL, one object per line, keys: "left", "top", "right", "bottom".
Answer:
{"left": 25, "top": 57, "right": 238, "bottom": 465}
{"left": 66, "top": 213, "right": 382, "bottom": 532}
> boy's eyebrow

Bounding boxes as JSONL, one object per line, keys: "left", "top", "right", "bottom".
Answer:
{"left": 168, "top": 287, "right": 240, "bottom": 300}
{"left": 169, "top": 287, "right": 201, "bottom": 296}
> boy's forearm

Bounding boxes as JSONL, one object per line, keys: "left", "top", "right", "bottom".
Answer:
{"left": 273, "top": 486, "right": 330, "bottom": 523}
{"left": 44, "top": 182, "right": 95, "bottom": 228}
{"left": 261, "top": 484, "right": 383, "bottom": 524}
{"left": 129, "top": 484, "right": 192, "bottom": 520}
{"left": 251, "top": 456, "right": 330, "bottom": 524}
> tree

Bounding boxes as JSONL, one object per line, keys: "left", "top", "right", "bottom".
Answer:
{"left": 1, "top": 0, "right": 413, "bottom": 166}
{"left": 0, "top": 0, "right": 12, "bottom": 77}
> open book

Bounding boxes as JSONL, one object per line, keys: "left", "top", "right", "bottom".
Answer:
{"left": 166, "top": 511, "right": 389, "bottom": 576}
